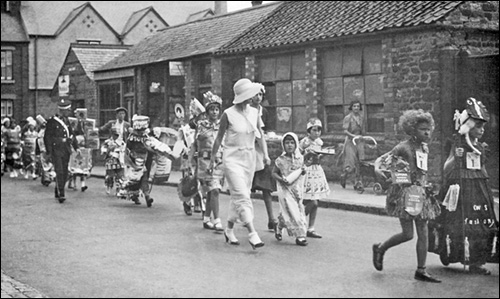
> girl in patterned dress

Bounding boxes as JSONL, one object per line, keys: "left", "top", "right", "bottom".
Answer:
{"left": 21, "top": 117, "right": 38, "bottom": 179}
{"left": 190, "top": 92, "right": 224, "bottom": 231}
{"left": 299, "top": 118, "right": 330, "bottom": 239}
{"left": 272, "top": 132, "right": 308, "bottom": 246}
{"left": 372, "top": 109, "right": 441, "bottom": 283}
{"left": 101, "top": 127, "right": 125, "bottom": 195}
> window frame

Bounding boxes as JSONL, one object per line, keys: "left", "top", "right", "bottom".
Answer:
{"left": 1, "top": 100, "right": 14, "bottom": 117}
{"left": 322, "top": 43, "right": 384, "bottom": 134}
{"left": 257, "top": 52, "right": 308, "bottom": 133}
{"left": 1, "top": 49, "right": 14, "bottom": 81}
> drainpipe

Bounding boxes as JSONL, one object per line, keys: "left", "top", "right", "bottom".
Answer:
{"left": 34, "top": 35, "right": 38, "bottom": 116}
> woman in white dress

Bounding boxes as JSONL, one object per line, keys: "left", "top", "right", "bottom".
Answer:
{"left": 209, "top": 78, "right": 270, "bottom": 250}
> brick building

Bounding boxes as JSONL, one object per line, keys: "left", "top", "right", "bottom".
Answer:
{"left": 1, "top": 1, "right": 29, "bottom": 121}
{"left": 95, "top": 1, "right": 499, "bottom": 186}
{"left": 51, "top": 44, "right": 131, "bottom": 120}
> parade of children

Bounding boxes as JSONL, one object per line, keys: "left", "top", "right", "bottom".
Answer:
{"left": 2, "top": 86, "right": 497, "bottom": 291}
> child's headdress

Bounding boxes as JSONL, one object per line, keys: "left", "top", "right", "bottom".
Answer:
{"left": 306, "top": 118, "right": 322, "bottom": 131}
{"left": 189, "top": 98, "right": 205, "bottom": 118}
{"left": 203, "top": 91, "right": 222, "bottom": 110}
{"left": 453, "top": 97, "right": 489, "bottom": 155}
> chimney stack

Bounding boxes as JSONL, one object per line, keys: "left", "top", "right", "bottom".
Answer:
{"left": 251, "top": 1, "right": 263, "bottom": 6}
{"left": 214, "top": 1, "right": 227, "bottom": 15}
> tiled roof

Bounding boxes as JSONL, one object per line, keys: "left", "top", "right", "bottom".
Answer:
{"left": 97, "top": 2, "right": 281, "bottom": 72}
{"left": 1, "top": 12, "right": 29, "bottom": 42}
{"left": 121, "top": 6, "right": 169, "bottom": 36}
{"left": 71, "top": 45, "right": 131, "bottom": 79}
{"left": 218, "top": 1, "right": 464, "bottom": 54}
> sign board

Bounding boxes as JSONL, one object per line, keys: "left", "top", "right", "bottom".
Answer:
{"left": 58, "top": 75, "right": 69, "bottom": 96}
{"left": 169, "top": 61, "right": 185, "bottom": 76}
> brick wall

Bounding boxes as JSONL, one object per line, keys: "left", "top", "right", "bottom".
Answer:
{"left": 2, "top": 43, "right": 29, "bottom": 121}
{"left": 211, "top": 57, "right": 222, "bottom": 96}
{"left": 245, "top": 55, "right": 256, "bottom": 80}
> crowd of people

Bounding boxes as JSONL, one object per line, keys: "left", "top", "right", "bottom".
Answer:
{"left": 1, "top": 78, "right": 497, "bottom": 282}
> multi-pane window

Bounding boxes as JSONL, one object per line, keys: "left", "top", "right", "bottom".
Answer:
{"left": 98, "top": 82, "right": 121, "bottom": 126}
{"left": 322, "top": 43, "right": 384, "bottom": 133}
{"left": 257, "top": 53, "right": 307, "bottom": 133}
{"left": 1, "top": 50, "right": 13, "bottom": 80}
{"left": 1, "top": 100, "right": 13, "bottom": 117}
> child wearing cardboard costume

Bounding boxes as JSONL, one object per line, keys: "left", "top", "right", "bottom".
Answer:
{"left": 372, "top": 109, "right": 441, "bottom": 283}
{"left": 436, "top": 98, "right": 498, "bottom": 274}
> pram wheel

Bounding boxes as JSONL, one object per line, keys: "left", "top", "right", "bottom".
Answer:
{"left": 373, "top": 183, "right": 384, "bottom": 195}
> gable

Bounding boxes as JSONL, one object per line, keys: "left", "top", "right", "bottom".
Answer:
{"left": 121, "top": 10, "right": 169, "bottom": 45}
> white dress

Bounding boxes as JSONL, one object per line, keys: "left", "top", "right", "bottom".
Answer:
{"left": 223, "top": 106, "right": 262, "bottom": 224}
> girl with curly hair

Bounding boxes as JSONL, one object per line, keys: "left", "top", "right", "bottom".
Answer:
{"left": 371, "top": 109, "right": 442, "bottom": 283}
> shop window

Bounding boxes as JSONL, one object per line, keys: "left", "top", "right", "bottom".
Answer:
{"left": 257, "top": 52, "right": 306, "bottom": 133}
{"left": 322, "top": 43, "right": 384, "bottom": 133}
{"left": 1, "top": 50, "right": 13, "bottom": 81}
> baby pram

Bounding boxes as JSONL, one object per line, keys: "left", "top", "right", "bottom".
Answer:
{"left": 353, "top": 136, "right": 390, "bottom": 195}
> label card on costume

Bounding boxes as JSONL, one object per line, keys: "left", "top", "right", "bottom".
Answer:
{"left": 415, "top": 150, "right": 428, "bottom": 171}
{"left": 391, "top": 171, "right": 411, "bottom": 184}
{"left": 466, "top": 152, "right": 481, "bottom": 170}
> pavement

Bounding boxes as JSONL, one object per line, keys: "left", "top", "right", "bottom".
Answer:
{"left": 1, "top": 166, "right": 498, "bottom": 298}
{"left": 92, "top": 165, "right": 391, "bottom": 216}
{"left": 90, "top": 165, "right": 499, "bottom": 217}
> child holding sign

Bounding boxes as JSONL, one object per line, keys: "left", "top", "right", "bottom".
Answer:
{"left": 372, "top": 109, "right": 441, "bottom": 283}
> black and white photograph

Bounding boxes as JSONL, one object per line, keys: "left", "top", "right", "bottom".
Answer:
{"left": 1, "top": 1, "right": 498, "bottom": 297}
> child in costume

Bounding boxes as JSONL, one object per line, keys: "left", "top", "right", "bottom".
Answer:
{"left": 101, "top": 127, "right": 125, "bottom": 195}
{"left": 434, "top": 97, "right": 498, "bottom": 274}
{"left": 299, "top": 118, "right": 330, "bottom": 239}
{"left": 272, "top": 132, "right": 308, "bottom": 246}
{"left": 122, "top": 115, "right": 175, "bottom": 207}
{"left": 372, "top": 109, "right": 441, "bottom": 283}
{"left": 190, "top": 91, "right": 224, "bottom": 231}
{"left": 21, "top": 117, "right": 38, "bottom": 179}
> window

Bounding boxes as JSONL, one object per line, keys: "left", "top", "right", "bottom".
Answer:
{"left": 257, "top": 53, "right": 307, "bottom": 133}
{"left": 197, "top": 60, "right": 211, "bottom": 85}
{"left": 322, "top": 43, "right": 384, "bottom": 133}
{"left": 98, "top": 82, "right": 121, "bottom": 126}
{"left": 1, "top": 100, "right": 13, "bottom": 117}
{"left": 1, "top": 50, "right": 13, "bottom": 80}
{"left": 76, "top": 39, "right": 101, "bottom": 45}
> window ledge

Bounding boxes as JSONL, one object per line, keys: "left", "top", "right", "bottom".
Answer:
{"left": 1, "top": 79, "right": 15, "bottom": 84}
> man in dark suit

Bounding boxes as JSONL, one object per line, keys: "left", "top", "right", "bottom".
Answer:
{"left": 44, "top": 99, "right": 79, "bottom": 203}
{"left": 99, "top": 107, "right": 131, "bottom": 142}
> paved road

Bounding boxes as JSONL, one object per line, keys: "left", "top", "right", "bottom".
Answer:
{"left": 1, "top": 176, "right": 498, "bottom": 298}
